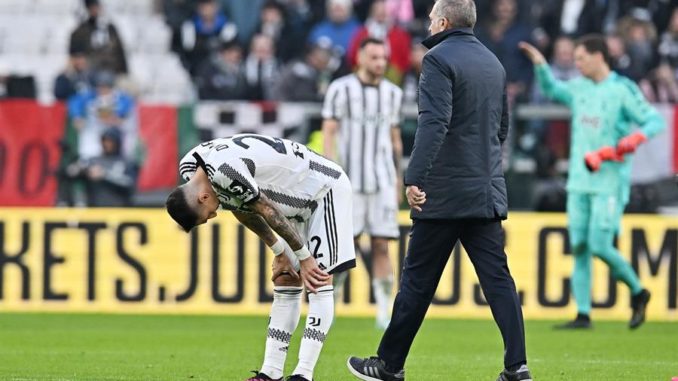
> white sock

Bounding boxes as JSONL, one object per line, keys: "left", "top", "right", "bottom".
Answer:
{"left": 292, "top": 285, "right": 334, "bottom": 380}
{"left": 260, "top": 286, "right": 303, "bottom": 379}
{"left": 373, "top": 276, "right": 393, "bottom": 327}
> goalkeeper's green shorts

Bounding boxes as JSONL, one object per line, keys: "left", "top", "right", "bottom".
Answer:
{"left": 566, "top": 191, "right": 625, "bottom": 248}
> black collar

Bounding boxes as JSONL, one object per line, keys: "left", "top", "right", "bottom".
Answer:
{"left": 422, "top": 27, "right": 475, "bottom": 49}
{"left": 192, "top": 152, "right": 210, "bottom": 175}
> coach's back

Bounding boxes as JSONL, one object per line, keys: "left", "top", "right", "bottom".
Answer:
{"left": 405, "top": 27, "right": 509, "bottom": 220}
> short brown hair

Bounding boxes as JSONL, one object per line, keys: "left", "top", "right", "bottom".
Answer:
{"left": 359, "top": 37, "right": 385, "bottom": 50}
{"left": 576, "top": 34, "right": 611, "bottom": 66}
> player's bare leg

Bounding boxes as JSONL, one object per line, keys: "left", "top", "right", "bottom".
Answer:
{"left": 252, "top": 274, "right": 303, "bottom": 381}
{"left": 289, "top": 275, "right": 335, "bottom": 381}
{"left": 371, "top": 237, "right": 394, "bottom": 330}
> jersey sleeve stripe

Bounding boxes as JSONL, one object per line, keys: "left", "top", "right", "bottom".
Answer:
{"left": 309, "top": 160, "right": 342, "bottom": 179}
{"left": 261, "top": 189, "right": 318, "bottom": 213}
{"left": 217, "top": 162, "right": 259, "bottom": 199}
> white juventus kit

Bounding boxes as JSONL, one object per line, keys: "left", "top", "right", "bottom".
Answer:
{"left": 322, "top": 74, "right": 403, "bottom": 238}
{"left": 180, "top": 134, "right": 356, "bottom": 274}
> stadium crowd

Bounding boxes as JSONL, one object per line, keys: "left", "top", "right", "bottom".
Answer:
{"left": 2, "top": 0, "right": 677, "bottom": 207}
{"left": 48, "top": 0, "right": 678, "bottom": 105}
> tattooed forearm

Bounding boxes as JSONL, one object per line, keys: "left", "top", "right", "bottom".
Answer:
{"left": 232, "top": 211, "right": 277, "bottom": 246}
{"left": 250, "top": 194, "right": 305, "bottom": 250}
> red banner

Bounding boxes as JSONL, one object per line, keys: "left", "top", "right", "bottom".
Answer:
{"left": 137, "top": 105, "right": 178, "bottom": 191}
{"left": 673, "top": 105, "right": 678, "bottom": 173}
{"left": 0, "top": 100, "right": 66, "bottom": 206}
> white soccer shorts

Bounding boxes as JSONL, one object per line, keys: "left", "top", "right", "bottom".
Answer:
{"left": 352, "top": 184, "right": 400, "bottom": 239}
{"left": 290, "top": 174, "right": 356, "bottom": 274}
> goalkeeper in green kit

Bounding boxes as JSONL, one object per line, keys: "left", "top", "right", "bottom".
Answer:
{"left": 520, "top": 35, "right": 665, "bottom": 329}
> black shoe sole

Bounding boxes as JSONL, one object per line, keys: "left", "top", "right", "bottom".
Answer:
{"left": 553, "top": 323, "right": 592, "bottom": 330}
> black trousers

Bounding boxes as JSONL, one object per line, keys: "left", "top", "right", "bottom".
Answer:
{"left": 377, "top": 218, "right": 527, "bottom": 371}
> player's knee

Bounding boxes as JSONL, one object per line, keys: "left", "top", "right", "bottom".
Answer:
{"left": 273, "top": 273, "right": 302, "bottom": 287}
{"left": 588, "top": 232, "right": 612, "bottom": 257}
{"left": 371, "top": 238, "right": 389, "bottom": 256}
{"left": 571, "top": 240, "right": 587, "bottom": 256}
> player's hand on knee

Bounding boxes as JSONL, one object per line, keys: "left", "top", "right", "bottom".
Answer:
{"left": 299, "top": 257, "right": 330, "bottom": 293}
{"left": 271, "top": 253, "right": 300, "bottom": 282}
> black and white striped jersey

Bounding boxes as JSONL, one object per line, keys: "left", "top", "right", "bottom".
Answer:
{"left": 179, "top": 134, "right": 346, "bottom": 222}
{"left": 322, "top": 74, "right": 403, "bottom": 194}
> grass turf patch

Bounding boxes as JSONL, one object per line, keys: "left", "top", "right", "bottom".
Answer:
{"left": 0, "top": 313, "right": 676, "bottom": 380}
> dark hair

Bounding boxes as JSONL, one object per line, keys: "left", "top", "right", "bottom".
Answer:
{"left": 576, "top": 34, "right": 611, "bottom": 66}
{"left": 83, "top": 0, "right": 99, "bottom": 8}
{"left": 359, "top": 37, "right": 385, "bottom": 50}
{"left": 165, "top": 187, "right": 198, "bottom": 232}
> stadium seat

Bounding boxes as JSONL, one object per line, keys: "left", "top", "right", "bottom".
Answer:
{"left": 45, "top": 17, "right": 78, "bottom": 55}
{"left": 147, "top": 54, "right": 194, "bottom": 104}
{"left": 0, "top": 0, "right": 32, "bottom": 15}
{"left": 129, "top": 53, "right": 155, "bottom": 94}
{"left": 33, "top": 0, "right": 80, "bottom": 15}
{"left": 112, "top": 15, "right": 141, "bottom": 53}
{"left": 101, "top": 0, "right": 154, "bottom": 16}
{"left": 137, "top": 15, "right": 172, "bottom": 55}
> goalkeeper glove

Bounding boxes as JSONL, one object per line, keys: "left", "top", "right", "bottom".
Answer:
{"left": 584, "top": 146, "right": 623, "bottom": 172}
{"left": 616, "top": 131, "right": 647, "bottom": 155}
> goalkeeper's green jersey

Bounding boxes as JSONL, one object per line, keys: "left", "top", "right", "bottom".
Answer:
{"left": 534, "top": 64, "right": 665, "bottom": 202}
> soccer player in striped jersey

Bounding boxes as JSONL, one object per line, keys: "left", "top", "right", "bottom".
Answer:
{"left": 322, "top": 37, "right": 404, "bottom": 330}
{"left": 165, "top": 134, "right": 356, "bottom": 381}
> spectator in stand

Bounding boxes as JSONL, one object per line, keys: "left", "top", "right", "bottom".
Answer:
{"left": 385, "top": 0, "right": 415, "bottom": 26}
{"left": 162, "top": 0, "right": 196, "bottom": 31}
{"left": 280, "top": 0, "right": 325, "bottom": 27}
{"left": 308, "top": 0, "right": 361, "bottom": 58}
{"left": 412, "top": 0, "right": 435, "bottom": 19}
{"left": 640, "top": 62, "right": 678, "bottom": 103}
{"left": 69, "top": 0, "right": 128, "bottom": 74}
{"left": 401, "top": 39, "right": 426, "bottom": 104}
{"left": 244, "top": 34, "right": 279, "bottom": 100}
{"left": 620, "top": 0, "right": 675, "bottom": 36}
{"left": 255, "top": 1, "right": 302, "bottom": 62}
{"left": 616, "top": 14, "right": 658, "bottom": 82}
{"left": 64, "top": 128, "right": 137, "bottom": 207}
{"left": 347, "top": 0, "right": 412, "bottom": 83}
{"left": 475, "top": 0, "right": 535, "bottom": 103}
{"left": 409, "top": 0, "right": 435, "bottom": 36}
{"left": 221, "top": 0, "right": 266, "bottom": 47}
{"left": 658, "top": 8, "right": 678, "bottom": 69}
{"left": 54, "top": 44, "right": 95, "bottom": 101}
{"left": 607, "top": 33, "right": 634, "bottom": 78}
{"left": 537, "top": 0, "right": 606, "bottom": 45}
{"left": 172, "top": 0, "right": 238, "bottom": 76}
{"left": 68, "top": 70, "right": 136, "bottom": 161}
{"left": 272, "top": 43, "right": 333, "bottom": 101}
{"left": 644, "top": 7, "right": 678, "bottom": 103}
{"left": 195, "top": 40, "right": 248, "bottom": 100}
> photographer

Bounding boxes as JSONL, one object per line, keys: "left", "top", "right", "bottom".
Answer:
{"left": 63, "top": 128, "right": 137, "bottom": 207}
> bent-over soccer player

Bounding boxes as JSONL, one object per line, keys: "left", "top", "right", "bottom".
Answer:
{"left": 165, "top": 134, "right": 356, "bottom": 381}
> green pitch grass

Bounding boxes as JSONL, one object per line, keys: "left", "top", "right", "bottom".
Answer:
{"left": 0, "top": 313, "right": 676, "bottom": 380}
